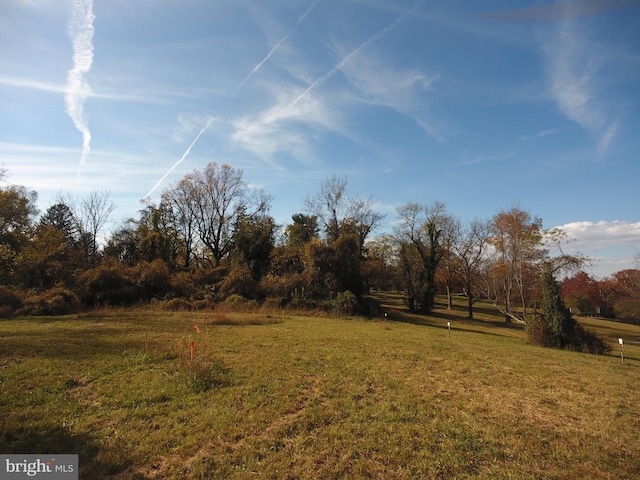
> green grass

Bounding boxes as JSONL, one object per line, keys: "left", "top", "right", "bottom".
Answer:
{"left": 1, "top": 296, "right": 639, "bottom": 479}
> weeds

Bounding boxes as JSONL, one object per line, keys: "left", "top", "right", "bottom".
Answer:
{"left": 182, "top": 358, "right": 232, "bottom": 393}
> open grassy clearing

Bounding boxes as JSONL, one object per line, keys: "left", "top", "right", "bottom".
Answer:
{"left": 1, "top": 295, "right": 639, "bottom": 479}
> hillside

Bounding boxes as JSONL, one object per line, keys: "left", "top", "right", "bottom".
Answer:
{"left": 1, "top": 295, "right": 638, "bottom": 479}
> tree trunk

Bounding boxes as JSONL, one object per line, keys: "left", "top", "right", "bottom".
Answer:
{"left": 466, "top": 279, "right": 474, "bottom": 319}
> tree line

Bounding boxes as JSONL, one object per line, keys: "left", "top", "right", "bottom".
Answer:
{"left": 0, "top": 163, "right": 637, "bottom": 342}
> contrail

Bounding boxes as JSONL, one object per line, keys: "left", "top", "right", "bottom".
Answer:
{"left": 298, "top": 0, "right": 320, "bottom": 24}
{"left": 224, "top": 34, "right": 290, "bottom": 107}
{"left": 142, "top": 117, "right": 214, "bottom": 200}
{"left": 65, "top": 0, "right": 95, "bottom": 182}
{"left": 146, "top": 32, "right": 293, "bottom": 197}
{"left": 144, "top": 1, "right": 322, "bottom": 198}
{"left": 287, "top": 0, "right": 424, "bottom": 111}
{"left": 229, "top": 0, "right": 318, "bottom": 105}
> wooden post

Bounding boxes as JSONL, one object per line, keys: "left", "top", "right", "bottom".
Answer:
{"left": 190, "top": 340, "right": 196, "bottom": 362}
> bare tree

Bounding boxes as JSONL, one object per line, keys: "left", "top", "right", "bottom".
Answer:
{"left": 348, "top": 197, "right": 386, "bottom": 255}
{"left": 192, "top": 163, "right": 245, "bottom": 266}
{"left": 394, "top": 201, "right": 449, "bottom": 314}
{"left": 161, "top": 176, "right": 200, "bottom": 268}
{"left": 437, "top": 215, "right": 462, "bottom": 310}
{"left": 304, "top": 175, "right": 348, "bottom": 242}
{"left": 304, "top": 175, "right": 384, "bottom": 252}
{"left": 75, "top": 190, "right": 116, "bottom": 258}
{"left": 454, "top": 219, "right": 490, "bottom": 319}
{"left": 543, "top": 227, "right": 591, "bottom": 275}
{"left": 170, "top": 162, "right": 270, "bottom": 268}
{"left": 0, "top": 164, "right": 7, "bottom": 182}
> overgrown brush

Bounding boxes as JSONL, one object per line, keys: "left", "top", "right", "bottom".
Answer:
{"left": 18, "top": 287, "right": 81, "bottom": 316}
{"left": 0, "top": 286, "right": 22, "bottom": 317}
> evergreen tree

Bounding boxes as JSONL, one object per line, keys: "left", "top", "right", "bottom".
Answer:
{"left": 530, "top": 267, "right": 609, "bottom": 354}
{"left": 539, "top": 267, "right": 576, "bottom": 347}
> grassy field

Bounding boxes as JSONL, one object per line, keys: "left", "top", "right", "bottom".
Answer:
{"left": 1, "top": 294, "right": 639, "bottom": 479}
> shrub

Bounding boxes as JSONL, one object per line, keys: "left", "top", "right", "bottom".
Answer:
{"left": 158, "top": 298, "right": 193, "bottom": 311}
{"left": 0, "top": 286, "right": 23, "bottom": 317}
{"left": 331, "top": 290, "right": 358, "bottom": 316}
{"left": 169, "top": 271, "right": 198, "bottom": 298}
{"left": 526, "top": 314, "right": 556, "bottom": 348}
{"left": 222, "top": 294, "right": 247, "bottom": 306}
{"left": 193, "top": 266, "right": 228, "bottom": 297}
{"left": 19, "top": 287, "right": 81, "bottom": 316}
{"left": 262, "top": 296, "right": 287, "bottom": 310}
{"left": 78, "top": 261, "right": 138, "bottom": 306}
{"left": 219, "top": 265, "right": 261, "bottom": 300}
{"left": 259, "top": 273, "right": 306, "bottom": 299}
{"left": 191, "top": 299, "right": 214, "bottom": 311}
{"left": 221, "top": 294, "right": 259, "bottom": 312}
{"left": 569, "top": 324, "right": 611, "bottom": 355}
{"left": 136, "top": 259, "right": 170, "bottom": 299}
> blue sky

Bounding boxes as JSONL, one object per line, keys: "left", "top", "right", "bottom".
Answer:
{"left": 1, "top": 0, "right": 639, "bottom": 278}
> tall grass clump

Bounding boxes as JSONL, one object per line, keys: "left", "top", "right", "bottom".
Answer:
{"left": 181, "top": 358, "right": 232, "bottom": 393}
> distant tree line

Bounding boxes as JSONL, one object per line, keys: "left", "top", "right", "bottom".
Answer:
{"left": 0, "top": 163, "right": 636, "bottom": 349}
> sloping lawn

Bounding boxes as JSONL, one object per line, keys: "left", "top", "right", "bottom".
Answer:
{"left": 1, "top": 297, "right": 639, "bottom": 479}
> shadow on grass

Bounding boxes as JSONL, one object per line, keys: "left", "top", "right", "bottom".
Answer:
{"left": 374, "top": 291, "right": 525, "bottom": 338}
{"left": 0, "top": 425, "right": 138, "bottom": 479}
{"left": 0, "top": 326, "right": 147, "bottom": 361}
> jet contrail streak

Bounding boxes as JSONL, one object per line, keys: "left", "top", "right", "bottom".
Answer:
{"left": 224, "top": 34, "right": 290, "bottom": 107}
{"left": 146, "top": 33, "right": 292, "bottom": 197}
{"left": 144, "top": 1, "right": 320, "bottom": 198}
{"left": 143, "top": 117, "right": 214, "bottom": 200}
{"left": 66, "top": 0, "right": 95, "bottom": 183}
{"left": 287, "top": 0, "right": 424, "bottom": 112}
{"left": 298, "top": 0, "right": 320, "bottom": 24}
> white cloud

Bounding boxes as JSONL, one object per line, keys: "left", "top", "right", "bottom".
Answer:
{"left": 541, "top": 9, "right": 621, "bottom": 155}
{"left": 552, "top": 220, "right": 640, "bottom": 277}
{"left": 230, "top": 92, "right": 329, "bottom": 163}
{"left": 556, "top": 220, "right": 640, "bottom": 250}
{"left": 340, "top": 53, "right": 440, "bottom": 137}
{"left": 0, "top": 141, "right": 178, "bottom": 221}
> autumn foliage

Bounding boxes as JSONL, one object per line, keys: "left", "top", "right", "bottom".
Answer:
{"left": 0, "top": 163, "right": 638, "bottom": 327}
